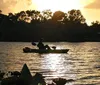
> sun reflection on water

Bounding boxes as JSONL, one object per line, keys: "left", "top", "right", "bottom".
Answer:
{"left": 42, "top": 54, "right": 64, "bottom": 78}
{"left": 45, "top": 54, "right": 61, "bottom": 70}
{"left": 41, "top": 53, "right": 76, "bottom": 79}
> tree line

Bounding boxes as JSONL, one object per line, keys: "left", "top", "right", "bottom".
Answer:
{"left": 0, "top": 9, "right": 100, "bottom": 42}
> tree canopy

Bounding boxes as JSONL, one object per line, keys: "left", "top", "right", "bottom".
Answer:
{"left": 0, "top": 9, "right": 100, "bottom": 42}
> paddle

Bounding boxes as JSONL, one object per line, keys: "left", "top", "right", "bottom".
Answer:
{"left": 52, "top": 46, "right": 56, "bottom": 50}
{"left": 31, "top": 42, "right": 37, "bottom": 46}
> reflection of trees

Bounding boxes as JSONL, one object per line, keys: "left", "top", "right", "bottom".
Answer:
{"left": 0, "top": 9, "right": 100, "bottom": 41}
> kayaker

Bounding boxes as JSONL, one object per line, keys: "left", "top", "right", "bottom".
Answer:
{"left": 37, "top": 38, "right": 51, "bottom": 50}
{"left": 37, "top": 38, "right": 45, "bottom": 49}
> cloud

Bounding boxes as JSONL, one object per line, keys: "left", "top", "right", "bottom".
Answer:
{"left": 85, "top": 0, "right": 100, "bottom": 9}
{"left": 0, "top": 0, "right": 35, "bottom": 14}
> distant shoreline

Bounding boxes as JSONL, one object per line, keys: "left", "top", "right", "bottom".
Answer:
{"left": 0, "top": 40, "right": 100, "bottom": 42}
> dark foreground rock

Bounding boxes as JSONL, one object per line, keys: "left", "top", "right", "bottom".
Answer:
{"left": 0, "top": 64, "right": 75, "bottom": 85}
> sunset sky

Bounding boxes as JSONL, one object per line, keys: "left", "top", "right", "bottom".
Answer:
{"left": 0, "top": 0, "right": 100, "bottom": 25}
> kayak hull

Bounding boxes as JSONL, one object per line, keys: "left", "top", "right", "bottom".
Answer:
{"left": 23, "top": 47, "right": 69, "bottom": 53}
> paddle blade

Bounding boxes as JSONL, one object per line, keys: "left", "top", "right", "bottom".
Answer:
{"left": 31, "top": 42, "right": 37, "bottom": 46}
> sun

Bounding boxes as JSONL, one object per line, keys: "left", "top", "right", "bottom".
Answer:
{"left": 32, "top": 0, "right": 83, "bottom": 12}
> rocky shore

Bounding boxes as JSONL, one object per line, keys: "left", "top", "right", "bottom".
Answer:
{"left": 0, "top": 64, "right": 74, "bottom": 85}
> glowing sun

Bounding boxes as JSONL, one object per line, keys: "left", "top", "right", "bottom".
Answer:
{"left": 32, "top": 0, "right": 83, "bottom": 12}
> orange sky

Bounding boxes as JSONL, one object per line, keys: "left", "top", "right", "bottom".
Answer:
{"left": 0, "top": 0, "right": 100, "bottom": 25}
{"left": 81, "top": 0, "right": 100, "bottom": 25}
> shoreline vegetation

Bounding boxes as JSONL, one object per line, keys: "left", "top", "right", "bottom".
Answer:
{"left": 0, "top": 64, "right": 75, "bottom": 85}
{"left": 0, "top": 9, "right": 100, "bottom": 42}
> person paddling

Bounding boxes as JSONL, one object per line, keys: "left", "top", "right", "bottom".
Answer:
{"left": 37, "top": 38, "right": 51, "bottom": 50}
{"left": 37, "top": 38, "right": 45, "bottom": 49}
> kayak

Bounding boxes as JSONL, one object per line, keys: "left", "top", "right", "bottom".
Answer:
{"left": 23, "top": 47, "right": 69, "bottom": 53}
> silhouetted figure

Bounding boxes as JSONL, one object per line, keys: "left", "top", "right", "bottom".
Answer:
{"left": 37, "top": 38, "right": 45, "bottom": 49}
{"left": 37, "top": 38, "right": 51, "bottom": 50}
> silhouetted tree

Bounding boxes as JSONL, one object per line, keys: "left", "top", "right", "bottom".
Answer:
{"left": 52, "top": 11, "right": 65, "bottom": 22}
{"left": 90, "top": 21, "right": 100, "bottom": 33}
{"left": 0, "top": 9, "right": 100, "bottom": 42}
{"left": 67, "top": 9, "right": 86, "bottom": 24}
{"left": 91, "top": 21, "right": 100, "bottom": 26}
{"left": 42, "top": 9, "right": 52, "bottom": 22}
{"left": 26, "top": 10, "right": 33, "bottom": 17}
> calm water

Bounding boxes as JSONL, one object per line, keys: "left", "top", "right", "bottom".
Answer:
{"left": 0, "top": 42, "right": 100, "bottom": 85}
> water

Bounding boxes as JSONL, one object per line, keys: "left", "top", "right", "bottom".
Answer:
{"left": 0, "top": 42, "right": 100, "bottom": 85}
